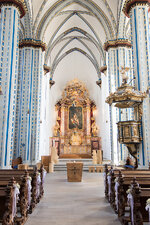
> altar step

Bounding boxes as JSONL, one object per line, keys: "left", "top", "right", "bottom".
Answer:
{"left": 54, "top": 159, "right": 111, "bottom": 171}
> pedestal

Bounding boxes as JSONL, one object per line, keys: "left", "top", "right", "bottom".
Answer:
{"left": 67, "top": 162, "right": 83, "bottom": 182}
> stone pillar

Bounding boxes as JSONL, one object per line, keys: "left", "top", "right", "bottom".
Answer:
{"left": 0, "top": 1, "right": 26, "bottom": 168}
{"left": 14, "top": 39, "right": 46, "bottom": 164}
{"left": 104, "top": 39, "right": 133, "bottom": 164}
{"left": 123, "top": 0, "right": 150, "bottom": 166}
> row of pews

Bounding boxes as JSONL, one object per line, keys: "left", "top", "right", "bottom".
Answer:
{"left": 0, "top": 165, "right": 46, "bottom": 225}
{"left": 104, "top": 165, "right": 150, "bottom": 225}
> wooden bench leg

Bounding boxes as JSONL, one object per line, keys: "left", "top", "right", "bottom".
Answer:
{"left": 89, "top": 167, "right": 95, "bottom": 172}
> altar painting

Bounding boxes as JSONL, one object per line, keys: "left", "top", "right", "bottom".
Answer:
{"left": 69, "top": 106, "right": 82, "bottom": 129}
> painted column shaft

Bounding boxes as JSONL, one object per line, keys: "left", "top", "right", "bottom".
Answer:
{"left": 129, "top": 5, "right": 150, "bottom": 166}
{"left": 14, "top": 43, "right": 44, "bottom": 164}
{"left": 106, "top": 41, "right": 133, "bottom": 164}
{"left": 0, "top": 6, "right": 20, "bottom": 168}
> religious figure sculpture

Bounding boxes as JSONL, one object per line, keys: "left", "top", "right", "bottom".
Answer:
{"left": 70, "top": 131, "right": 82, "bottom": 145}
{"left": 124, "top": 126, "right": 130, "bottom": 136}
{"left": 91, "top": 121, "right": 98, "bottom": 136}
{"left": 120, "top": 66, "right": 130, "bottom": 84}
{"left": 53, "top": 121, "right": 60, "bottom": 137}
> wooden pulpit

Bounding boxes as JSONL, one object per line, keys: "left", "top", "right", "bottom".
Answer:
{"left": 67, "top": 162, "right": 83, "bottom": 182}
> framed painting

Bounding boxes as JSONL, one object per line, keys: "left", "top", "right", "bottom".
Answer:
{"left": 69, "top": 106, "right": 82, "bottom": 129}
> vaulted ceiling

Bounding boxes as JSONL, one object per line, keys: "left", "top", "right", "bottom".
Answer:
{"left": 20, "top": 0, "right": 131, "bottom": 80}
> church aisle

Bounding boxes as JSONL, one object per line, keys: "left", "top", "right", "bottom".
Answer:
{"left": 25, "top": 172, "right": 120, "bottom": 225}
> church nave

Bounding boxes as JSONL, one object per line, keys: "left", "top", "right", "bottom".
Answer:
{"left": 25, "top": 172, "right": 120, "bottom": 225}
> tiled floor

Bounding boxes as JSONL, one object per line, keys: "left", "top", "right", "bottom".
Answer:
{"left": 25, "top": 172, "right": 120, "bottom": 225}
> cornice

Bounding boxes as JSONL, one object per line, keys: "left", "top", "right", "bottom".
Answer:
{"left": 123, "top": 0, "right": 150, "bottom": 18}
{"left": 104, "top": 39, "right": 132, "bottom": 51}
{"left": 0, "top": 0, "right": 27, "bottom": 18}
{"left": 19, "top": 39, "right": 46, "bottom": 52}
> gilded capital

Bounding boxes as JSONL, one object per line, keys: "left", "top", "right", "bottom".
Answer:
{"left": 19, "top": 39, "right": 46, "bottom": 52}
{"left": 123, "top": 0, "right": 150, "bottom": 18}
{"left": 104, "top": 39, "right": 131, "bottom": 51}
{"left": 0, "top": 0, "right": 27, "bottom": 18}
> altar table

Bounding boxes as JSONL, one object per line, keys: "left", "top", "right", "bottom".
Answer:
{"left": 67, "top": 162, "right": 83, "bottom": 182}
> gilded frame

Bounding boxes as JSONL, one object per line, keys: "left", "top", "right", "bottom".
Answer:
{"left": 68, "top": 105, "right": 84, "bottom": 130}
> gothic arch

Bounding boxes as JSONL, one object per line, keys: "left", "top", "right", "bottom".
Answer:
{"left": 35, "top": 0, "right": 115, "bottom": 40}
{"left": 50, "top": 47, "right": 101, "bottom": 78}
{"left": 51, "top": 37, "right": 100, "bottom": 72}
{"left": 45, "top": 27, "right": 105, "bottom": 64}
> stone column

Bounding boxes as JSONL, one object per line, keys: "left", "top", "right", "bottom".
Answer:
{"left": 104, "top": 39, "right": 133, "bottom": 164}
{"left": 14, "top": 39, "right": 46, "bottom": 164}
{"left": 123, "top": 0, "right": 150, "bottom": 166}
{"left": 0, "top": 1, "right": 26, "bottom": 168}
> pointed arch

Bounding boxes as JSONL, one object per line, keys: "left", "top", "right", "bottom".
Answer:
{"left": 51, "top": 37, "right": 100, "bottom": 71}
{"left": 35, "top": 0, "right": 115, "bottom": 40}
{"left": 50, "top": 47, "right": 101, "bottom": 78}
{"left": 45, "top": 27, "right": 105, "bottom": 64}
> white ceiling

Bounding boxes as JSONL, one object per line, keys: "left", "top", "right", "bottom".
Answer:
{"left": 21, "top": 0, "right": 131, "bottom": 82}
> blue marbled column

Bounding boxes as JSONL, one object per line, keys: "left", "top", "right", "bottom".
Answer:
{"left": 105, "top": 39, "right": 133, "bottom": 164}
{"left": 0, "top": 6, "right": 20, "bottom": 168}
{"left": 129, "top": 4, "right": 150, "bottom": 166}
{"left": 14, "top": 40, "right": 45, "bottom": 164}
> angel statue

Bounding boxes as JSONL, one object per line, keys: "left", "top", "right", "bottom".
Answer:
{"left": 120, "top": 66, "right": 130, "bottom": 84}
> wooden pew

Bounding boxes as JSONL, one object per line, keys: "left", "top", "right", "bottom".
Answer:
{"left": 0, "top": 168, "right": 39, "bottom": 213}
{"left": 41, "top": 156, "right": 51, "bottom": 172}
{"left": 104, "top": 165, "right": 150, "bottom": 225}
{"left": 115, "top": 172, "right": 150, "bottom": 220}
{"left": 104, "top": 165, "right": 150, "bottom": 201}
{"left": 0, "top": 178, "right": 18, "bottom": 225}
{"left": 122, "top": 178, "right": 150, "bottom": 225}
{"left": 110, "top": 171, "right": 150, "bottom": 210}
{"left": 0, "top": 166, "right": 46, "bottom": 225}
{"left": 0, "top": 171, "right": 30, "bottom": 224}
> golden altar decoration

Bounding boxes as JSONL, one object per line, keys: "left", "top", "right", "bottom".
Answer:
{"left": 50, "top": 79, "right": 101, "bottom": 158}
{"left": 67, "top": 162, "right": 83, "bottom": 182}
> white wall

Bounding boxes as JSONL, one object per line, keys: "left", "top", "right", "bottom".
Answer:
{"left": 39, "top": 51, "right": 111, "bottom": 160}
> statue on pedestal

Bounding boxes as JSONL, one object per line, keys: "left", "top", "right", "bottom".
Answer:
{"left": 53, "top": 121, "right": 60, "bottom": 137}
{"left": 70, "top": 130, "right": 82, "bottom": 146}
{"left": 91, "top": 120, "right": 98, "bottom": 137}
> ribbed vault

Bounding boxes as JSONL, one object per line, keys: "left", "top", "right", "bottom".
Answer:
{"left": 21, "top": 0, "right": 131, "bottom": 82}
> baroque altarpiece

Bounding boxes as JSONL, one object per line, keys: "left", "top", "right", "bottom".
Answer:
{"left": 50, "top": 79, "right": 101, "bottom": 158}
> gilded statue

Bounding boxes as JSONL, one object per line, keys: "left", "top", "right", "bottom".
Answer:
{"left": 53, "top": 121, "right": 60, "bottom": 137}
{"left": 70, "top": 131, "right": 82, "bottom": 145}
{"left": 91, "top": 121, "right": 98, "bottom": 136}
{"left": 133, "top": 126, "right": 138, "bottom": 136}
{"left": 124, "top": 126, "right": 130, "bottom": 136}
